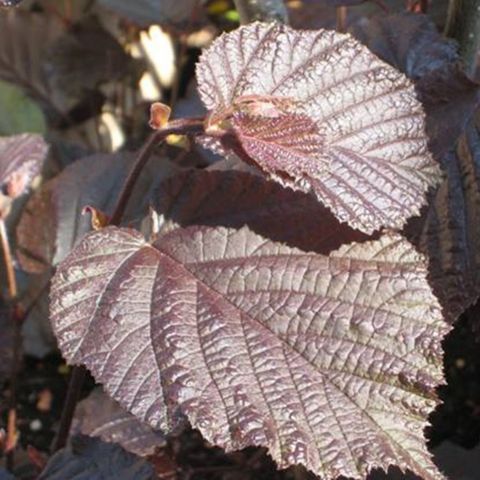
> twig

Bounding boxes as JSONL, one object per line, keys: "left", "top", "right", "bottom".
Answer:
{"left": 0, "top": 220, "right": 16, "bottom": 300}
{"left": 52, "top": 365, "right": 86, "bottom": 452}
{"left": 336, "top": 6, "right": 347, "bottom": 33}
{"left": 0, "top": 219, "right": 21, "bottom": 470}
{"left": 233, "top": 0, "right": 289, "bottom": 24}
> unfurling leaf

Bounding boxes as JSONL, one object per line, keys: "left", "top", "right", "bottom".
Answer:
{"left": 197, "top": 22, "right": 441, "bottom": 233}
{"left": 149, "top": 103, "right": 171, "bottom": 130}
{"left": 51, "top": 219, "right": 448, "bottom": 479}
{"left": 0, "top": 134, "right": 48, "bottom": 218}
{"left": 82, "top": 206, "right": 110, "bottom": 231}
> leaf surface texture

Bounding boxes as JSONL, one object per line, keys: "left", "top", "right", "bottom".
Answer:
{"left": 197, "top": 22, "right": 441, "bottom": 233}
{"left": 51, "top": 221, "right": 448, "bottom": 478}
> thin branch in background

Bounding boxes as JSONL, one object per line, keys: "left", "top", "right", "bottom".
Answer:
{"left": 233, "top": 0, "right": 289, "bottom": 25}
{"left": 52, "top": 365, "right": 87, "bottom": 452}
{"left": 0, "top": 219, "right": 21, "bottom": 471}
{"left": 336, "top": 6, "right": 347, "bottom": 33}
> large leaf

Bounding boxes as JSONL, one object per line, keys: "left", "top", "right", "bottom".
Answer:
{"left": 196, "top": 22, "right": 441, "bottom": 234}
{"left": 51, "top": 218, "right": 448, "bottom": 479}
{"left": 38, "top": 436, "right": 155, "bottom": 480}
{"left": 0, "top": 133, "right": 48, "bottom": 218}
{"left": 73, "top": 388, "right": 165, "bottom": 457}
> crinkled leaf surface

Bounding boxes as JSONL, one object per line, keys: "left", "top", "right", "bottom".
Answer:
{"left": 351, "top": 12, "right": 480, "bottom": 159}
{"left": 350, "top": 13, "right": 480, "bottom": 320}
{"left": 73, "top": 388, "right": 165, "bottom": 457}
{"left": 51, "top": 214, "right": 448, "bottom": 479}
{"left": 38, "top": 436, "right": 155, "bottom": 480}
{"left": 16, "top": 152, "right": 178, "bottom": 274}
{"left": 197, "top": 22, "right": 441, "bottom": 234}
{"left": 0, "top": 133, "right": 48, "bottom": 217}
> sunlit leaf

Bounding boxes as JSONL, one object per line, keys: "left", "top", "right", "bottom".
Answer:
{"left": 197, "top": 22, "right": 441, "bottom": 233}
{"left": 51, "top": 170, "right": 448, "bottom": 478}
{"left": 351, "top": 12, "right": 480, "bottom": 159}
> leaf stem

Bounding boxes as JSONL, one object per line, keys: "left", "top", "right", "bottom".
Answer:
{"left": 110, "top": 117, "right": 205, "bottom": 226}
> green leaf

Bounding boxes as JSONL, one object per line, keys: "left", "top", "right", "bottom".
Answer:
{"left": 0, "top": 79, "right": 46, "bottom": 135}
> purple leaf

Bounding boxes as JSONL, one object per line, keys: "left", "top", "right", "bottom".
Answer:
{"left": 0, "top": 133, "right": 48, "bottom": 218}
{"left": 73, "top": 388, "right": 165, "bottom": 457}
{"left": 351, "top": 12, "right": 480, "bottom": 159}
{"left": 151, "top": 168, "right": 369, "bottom": 253}
{"left": 38, "top": 436, "right": 155, "bottom": 480}
{"left": 16, "top": 152, "right": 178, "bottom": 274}
{"left": 197, "top": 22, "right": 441, "bottom": 234}
{"left": 405, "top": 109, "right": 480, "bottom": 321}
{"left": 352, "top": 13, "right": 480, "bottom": 321}
{"left": 51, "top": 221, "right": 448, "bottom": 478}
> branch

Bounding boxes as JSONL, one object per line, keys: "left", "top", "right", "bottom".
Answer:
{"left": 446, "top": 0, "right": 480, "bottom": 78}
{"left": 110, "top": 117, "right": 205, "bottom": 226}
{"left": 233, "top": 0, "right": 289, "bottom": 24}
{"left": 0, "top": 219, "right": 21, "bottom": 470}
